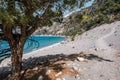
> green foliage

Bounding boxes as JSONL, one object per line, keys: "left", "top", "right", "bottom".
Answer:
{"left": 0, "top": 10, "right": 14, "bottom": 25}
{"left": 75, "top": 13, "right": 83, "bottom": 23}
{"left": 114, "top": 13, "right": 120, "bottom": 20}
{"left": 0, "top": 0, "right": 90, "bottom": 28}
{"left": 98, "top": 0, "right": 120, "bottom": 15}
{"left": 64, "top": 0, "right": 120, "bottom": 36}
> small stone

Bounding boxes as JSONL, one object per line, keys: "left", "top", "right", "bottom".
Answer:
{"left": 38, "top": 75, "right": 43, "bottom": 80}
{"left": 8, "top": 74, "right": 11, "bottom": 77}
{"left": 55, "top": 71, "right": 62, "bottom": 77}
{"left": 100, "top": 74, "right": 104, "bottom": 77}
{"left": 78, "top": 68, "right": 82, "bottom": 72}
{"left": 108, "top": 44, "right": 112, "bottom": 46}
{"left": 32, "top": 67, "right": 38, "bottom": 71}
{"left": 77, "top": 57, "right": 85, "bottom": 62}
{"left": 20, "top": 70, "right": 25, "bottom": 74}
{"left": 56, "top": 78, "right": 61, "bottom": 80}
{"left": 46, "top": 69, "right": 51, "bottom": 75}
{"left": 95, "top": 48, "right": 97, "bottom": 51}
{"left": 75, "top": 74, "right": 79, "bottom": 78}
{"left": 26, "top": 69, "right": 31, "bottom": 72}
{"left": 74, "top": 59, "right": 78, "bottom": 62}
{"left": 72, "top": 46, "right": 75, "bottom": 48}
{"left": 72, "top": 66, "right": 78, "bottom": 70}
{"left": 62, "top": 78, "right": 66, "bottom": 80}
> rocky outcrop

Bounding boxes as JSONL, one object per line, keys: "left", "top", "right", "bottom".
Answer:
{"left": 33, "top": 0, "right": 114, "bottom": 36}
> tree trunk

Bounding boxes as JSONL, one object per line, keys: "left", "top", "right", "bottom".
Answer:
{"left": 10, "top": 40, "right": 25, "bottom": 78}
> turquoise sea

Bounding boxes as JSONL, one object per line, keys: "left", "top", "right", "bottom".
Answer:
{"left": 0, "top": 36, "right": 65, "bottom": 58}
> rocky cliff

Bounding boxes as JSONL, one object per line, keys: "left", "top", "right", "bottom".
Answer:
{"left": 33, "top": 0, "right": 120, "bottom": 36}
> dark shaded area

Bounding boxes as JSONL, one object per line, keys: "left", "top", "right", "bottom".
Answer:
{"left": 0, "top": 53, "right": 114, "bottom": 80}
{"left": 22, "top": 53, "right": 113, "bottom": 69}
{"left": 85, "top": 54, "right": 114, "bottom": 62}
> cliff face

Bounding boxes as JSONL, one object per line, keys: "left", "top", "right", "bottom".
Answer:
{"left": 34, "top": 0, "right": 120, "bottom": 36}
{"left": 33, "top": 22, "right": 64, "bottom": 35}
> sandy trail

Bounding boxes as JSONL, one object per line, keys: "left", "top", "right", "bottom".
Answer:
{"left": 82, "top": 25, "right": 120, "bottom": 80}
{"left": 96, "top": 26, "right": 116, "bottom": 51}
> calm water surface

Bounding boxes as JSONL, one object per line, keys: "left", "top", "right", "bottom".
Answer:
{"left": 0, "top": 36, "right": 65, "bottom": 58}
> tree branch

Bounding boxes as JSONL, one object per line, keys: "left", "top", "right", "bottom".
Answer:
{"left": 26, "top": 2, "right": 55, "bottom": 36}
{"left": 3, "top": 24, "right": 15, "bottom": 47}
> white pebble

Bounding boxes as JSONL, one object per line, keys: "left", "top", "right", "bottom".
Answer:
{"left": 62, "top": 78, "right": 66, "bottom": 80}
{"left": 46, "top": 70, "right": 51, "bottom": 75}
{"left": 55, "top": 71, "right": 62, "bottom": 77}
{"left": 77, "top": 57, "right": 85, "bottom": 62}
{"left": 72, "top": 66, "right": 78, "bottom": 70}
{"left": 38, "top": 75, "right": 43, "bottom": 80}
{"left": 32, "top": 67, "right": 38, "bottom": 71}
{"left": 56, "top": 78, "right": 61, "bottom": 80}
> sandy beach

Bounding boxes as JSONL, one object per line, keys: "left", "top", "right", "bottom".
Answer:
{"left": 0, "top": 21, "right": 120, "bottom": 80}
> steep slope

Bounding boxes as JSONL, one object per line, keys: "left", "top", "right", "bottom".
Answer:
{"left": 34, "top": 0, "right": 120, "bottom": 36}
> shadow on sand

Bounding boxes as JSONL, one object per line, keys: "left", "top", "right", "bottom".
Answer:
{"left": 0, "top": 52, "right": 114, "bottom": 79}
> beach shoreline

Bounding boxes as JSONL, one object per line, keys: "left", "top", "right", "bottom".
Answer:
{"left": 23, "top": 40, "right": 66, "bottom": 59}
